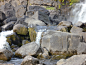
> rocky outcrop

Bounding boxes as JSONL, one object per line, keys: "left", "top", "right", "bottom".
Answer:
{"left": 57, "top": 55, "right": 86, "bottom": 65}
{"left": 0, "top": 49, "right": 13, "bottom": 61}
{"left": 15, "top": 42, "right": 40, "bottom": 58}
{"left": 13, "top": 24, "right": 28, "bottom": 35}
{"left": 41, "top": 30, "right": 82, "bottom": 53}
{"left": 21, "top": 55, "right": 39, "bottom": 65}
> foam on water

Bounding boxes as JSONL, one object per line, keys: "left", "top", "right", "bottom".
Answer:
{"left": 0, "top": 30, "right": 13, "bottom": 50}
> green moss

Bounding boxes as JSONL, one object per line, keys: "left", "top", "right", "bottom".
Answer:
{"left": 49, "top": 51, "right": 77, "bottom": 60}
{"left": 45, "top": 6, "right": 55, "bottom": 10}
{"left": 28, "top": 28, "right": 36, "bottom": 42}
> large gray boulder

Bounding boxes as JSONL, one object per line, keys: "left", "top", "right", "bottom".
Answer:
{"left": 4, "top": 3, "right": 15, "bottom": 17}
{"left": 25, "top": 18, "right": 46, "bottom": 26}
{"left": 15, "top": 42, "right": 40, "bottom": 58}
{"left": 41, "top": 30, "right": 82, "bottom": 53}
{"left": 31, "top": 11, "right": 50, "bottom": 25}
{"left": 13, "top": 24, "right": 28, "bottom": 35}
{"left": 21, "top": 55, "right": 39, "bottom": 65}
{"left": 27, "top": 6, "right": 50, "bottom": 16}
{"left": 57, "top": 55, "right": 86, "bottom": 65}
{"left": 15, "top": 5, "right": 26, "bottom": 18}
{"left": 0, "top": 49, "right": 13, "bottom": 61}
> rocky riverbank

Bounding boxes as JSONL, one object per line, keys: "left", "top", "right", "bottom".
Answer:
{"left": 0, "top": 0, "right": 86, "bottom": 65}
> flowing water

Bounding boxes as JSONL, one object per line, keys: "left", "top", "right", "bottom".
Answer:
{"left": 0, "top": 30, "right": 13, "bottom": 50}
{"left": 68, "top": 0, "right": 86, "bottom": 24}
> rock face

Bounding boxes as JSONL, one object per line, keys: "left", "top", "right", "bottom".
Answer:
{"left": 13, "top": 24, "right": 28, "bottom": 35}
{"left": 41, "top": 30, "right": 82, "bottom": 53}
{"left": 15, "top": 42, "right": 40, "bottom": 58}
{"left": 31, "top": 11, "right": 50, "bottom": 25}
{"left": 15, "top": 5, "right": 26, "bottom": 18}
{"left": 21, "top": 55, "right": 39, "bottom": 65}
{"left": 57, "top": 55, "right": 86, "bottom": 65}
{"left": 0, "top": 49, "right": 13, "bottom": 61}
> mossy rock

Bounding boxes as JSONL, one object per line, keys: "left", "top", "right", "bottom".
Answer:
{"left": 13, "top": 24, "right": 28, "bottom": 35}
{"left": 49, "top": 51, "right": 77, "bottom": 60}
{"left": 28, "top": 27, "right": 36, "bottom": 42}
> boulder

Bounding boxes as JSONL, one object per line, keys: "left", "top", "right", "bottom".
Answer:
{"left": 0, "top": 49, "right": 13, "bottom": 61}
{"left": 21, "top": 55, "right": 39, "bottom": 65}
{"left": 70, "top": 26, "right": 83, "bottom": 33}
{"left": 41, "top": 30, "right": 82, "bottom": 53}
{"left": 57, "top": 55, "right": 86, "bottom": 65}
{"left": 6, "top": 32, "right": 21, "bottom": 46}
{"left": 27, "top": 6, "right": 50, "bottom": 16}
{"left": 3, "top": 17, "right": 17, "bottom": 24}
{"left": 13, "top": 24, "right": 28, "bottom": 35}
{"left": 4, "top": 3, "right": 15, "bottom": 17}
{"left": 2, "top": 21, "right": 16, "bottom": 31}
{"left": 31, "top": 11, "right": 50, "bottom": 25}
{"left": 77, "top": 42, "right": 86, "bottom": 54}
{"left": 15, "top": 5, "right": 26, "bottom": 18}
{"left": 15, "top": 42, "right": 40, "bottom": 58}
{"left": 58, "top": 21, "right": 72, "bottom": 27}
{"left": 24, "top": 18, "right": 46, "bottom": 26}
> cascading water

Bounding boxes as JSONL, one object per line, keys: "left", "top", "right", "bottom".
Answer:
{"left": 0, "top": 30, "right": 13, "bottom": 50}
{"left": 68, "top": 0, "right": 86, "bottom": 24}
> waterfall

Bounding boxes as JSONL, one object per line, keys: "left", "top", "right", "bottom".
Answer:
{"left": 68, "top": 0, "right": 86, "bottom": 24}
{"left": 0, "top": 30, "right": 13, "bottom": 50}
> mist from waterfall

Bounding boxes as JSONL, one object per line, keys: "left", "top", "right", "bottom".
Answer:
{"left": 0, "top": 30, "right": 13, "bottom": 50}
{"left": 68, "top": 0, "right": 86, "bottom": 24}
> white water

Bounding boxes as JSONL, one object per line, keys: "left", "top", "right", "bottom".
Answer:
{"left": 0, "top": 30, "right": 13, "bottom": 50}
{"left": 35, "top": 29, "right": 46, "bottom": 45}
{"left": 68, "top": 0, "right": 86, "bottom": 24}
